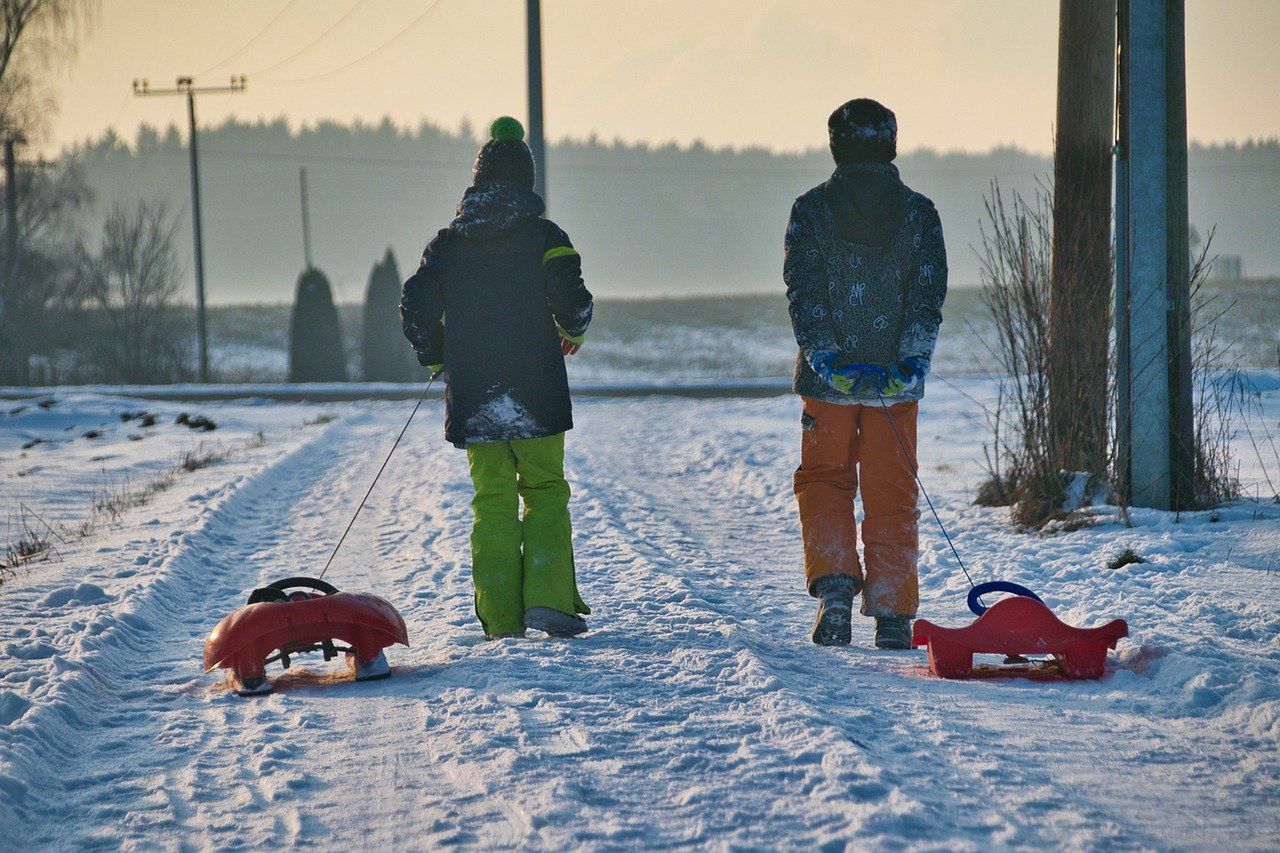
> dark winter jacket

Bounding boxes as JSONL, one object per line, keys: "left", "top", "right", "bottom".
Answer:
{"left": 400, "top": 183, "right": 593, "bottom": 448}
{"left": 784, "top": 162, "right": 947, "bottom": 404}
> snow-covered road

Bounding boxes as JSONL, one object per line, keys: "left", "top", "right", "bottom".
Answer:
{"left": 2, "top": 382, "right": 1278, "bottom": 849}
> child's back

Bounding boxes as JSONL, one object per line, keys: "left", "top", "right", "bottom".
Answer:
{"left": 400, "top": 117, "right": 593, "bottom": 639}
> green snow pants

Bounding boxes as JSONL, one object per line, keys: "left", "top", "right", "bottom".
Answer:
{"left": 466, "top": 432, "right": 589, "bottom": 636}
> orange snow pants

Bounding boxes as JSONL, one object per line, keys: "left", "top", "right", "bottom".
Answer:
{"left": 794, "top": 397, "right": 920, "bottom": 617}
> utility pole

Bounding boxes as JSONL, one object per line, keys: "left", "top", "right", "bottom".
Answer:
{"left": 526, "top": 0, "right": 547, "bottom": 206}
{"left": 133, "top": 75, "right": 247, "bottom": 382}
{"left": 1048, "top": 0, "right": 1116, "bottom": 479}
{"left": 0, "top": 134, "right": 19, "bottom": 383}
{"left": 299, "top": 167, "right": 313, "bottom": 270}
{"left": 1115, "top": 0, "right": 1194, "bottom": 510}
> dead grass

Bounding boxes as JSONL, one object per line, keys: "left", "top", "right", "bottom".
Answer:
{"left": 1, "top": 431, "right": 270, "bottom": 592}
{"left": 1107, "top": 547, "right": 1146, "bottom": 570}
{"left": 1, "top": 507, "right": 59, "bottom": 584}
{"left": 179, "top": 443, "right": 230, "bottom": 473}
{"left": 90, "top": 470, "right": 178, "bottom": 523}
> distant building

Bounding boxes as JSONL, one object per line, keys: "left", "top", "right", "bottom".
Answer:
{"left": 1189, "top": 226, "right": 1247, "bottom": 281}
{"left": 1209, "top": 254, "right": 1245, "bottom": 281}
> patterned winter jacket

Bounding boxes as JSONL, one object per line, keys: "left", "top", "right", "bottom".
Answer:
{"left": 400, "top": 183, "right": 593, "bottom": 448}
{"left": 784, "top": 162, "right": 947, "bottom": 404}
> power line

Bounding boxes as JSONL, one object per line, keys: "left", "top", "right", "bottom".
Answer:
{"left": 152, "top": 145, "right": 1280, "bottom": 177}
{"left": 248, "top": 0, "right": 371, "bottom": 78}
{"left": 262, "top": 0, "right": 449, "bottom": 84}
{"left": 198, "top": 0, "right": 303, "bottom": 77}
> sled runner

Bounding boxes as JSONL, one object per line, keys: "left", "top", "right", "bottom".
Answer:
{"left": 912, "top": 588, "right": 1128, "bottom": 680}
{"left": 203, "top": 577, "right": 409, "bottom": 696}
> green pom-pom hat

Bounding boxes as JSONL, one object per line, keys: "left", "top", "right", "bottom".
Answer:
{"left": 473, "top": 115, "right": 535, "bottom": 189}
{"left": 489, "top": 116, "right": 525, "bottom": 142}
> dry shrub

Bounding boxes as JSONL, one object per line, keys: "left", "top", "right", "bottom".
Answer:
{"left": 974, "top": 183, "right": 1072, "bottom": 526}
{"left": 1, "top": 506, "right": 57, "bottom": 582}
{"left": 1106, "top": 548, "right": 1146, "bottom": 570}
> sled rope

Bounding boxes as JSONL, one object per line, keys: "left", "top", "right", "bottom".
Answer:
{"left": 319, "top": 372, "right": 440, "bottom": 580}
{"left": 876, "top": 395, "right": 977, "bottom": 591}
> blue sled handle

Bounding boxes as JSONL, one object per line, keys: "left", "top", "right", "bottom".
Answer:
{"left": 967, "top": 581, "right": 1043, "bottom": 616}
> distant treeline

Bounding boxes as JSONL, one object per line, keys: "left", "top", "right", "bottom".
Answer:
{"left": 67, "top": 118, "right": 1280, "bottom": 302}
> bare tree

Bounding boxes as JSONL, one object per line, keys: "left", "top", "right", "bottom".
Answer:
{"left": 0, "top": 155, "right": 89, "bottom": 382}
{"left": 0, "top": 1, "right": 96, "bottom": 134}
{"left": 81, "top": 200, "right": 190, "bottom": 383}
{"left": 0, "top": 0, "right": 96, "bottom": 379}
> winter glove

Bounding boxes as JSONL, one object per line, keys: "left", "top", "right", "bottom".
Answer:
{"left": 808, "top": 349, "right": 844, "bottom": 392}
{"left": 557, "top": 324, "right": 585, "bottom": 356}
{"left": 426, "top": 363, "right": 444, "bottom": 376}
{"left": 874, "top": 356, "right": 929, "bottom": 396}
{"left": 809, "top": 350, "right": 889, "bottom": 395}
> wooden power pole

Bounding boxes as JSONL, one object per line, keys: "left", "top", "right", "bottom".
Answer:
{"left": 0, "top": 134, "right": 19, "bottom": 383}
{"left": 299, "top": 167, "right": 313, "bottom": 270}
{"left": 133, "top": 75, "right": 246, "bottom": 383}
{"left": 526, "top": 0, "right": 547, "bottom": 206}
{"left": 1048, "top": 0, "right": 1117, "bottom": 479}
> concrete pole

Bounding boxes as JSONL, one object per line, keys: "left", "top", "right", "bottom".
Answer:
{"left": 1122, "top": 0, "right": 1171, "bottom": 508}
{"left": 526, "top": 0, "right": 547, "bottom": 206}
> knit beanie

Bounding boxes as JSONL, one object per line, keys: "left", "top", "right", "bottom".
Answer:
{"left": 472, "top": 116, "right": 536, "bottom": 189}
{"left": 827, "top": 98, "right": 897, "bottom": 165}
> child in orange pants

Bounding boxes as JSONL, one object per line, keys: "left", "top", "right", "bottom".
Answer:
{"left": 784, "top": 98, "right": 947, "bottom": 647}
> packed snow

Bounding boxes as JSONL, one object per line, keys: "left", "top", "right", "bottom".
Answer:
{"left": 1, "top": 377, "right": 1277, "bottom": 848}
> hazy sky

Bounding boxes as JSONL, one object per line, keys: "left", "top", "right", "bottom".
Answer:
{"left": 41, "top": 0, "right": 1280, "bottom": 157}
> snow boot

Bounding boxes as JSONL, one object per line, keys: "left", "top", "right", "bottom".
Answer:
{"left": 874, "top": 615, "right": 913, "bottom": 649}
{"left": 525, "top": 606, "right": 588, "bottom": 638}
{"left": 485, "top": 630, "right": 528, "bottom": 641}
{"left": 811, "top": 574, "right": 859, "bottom": 646}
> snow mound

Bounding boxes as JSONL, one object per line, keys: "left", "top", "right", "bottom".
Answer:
{"left": 36, "top": 582, "right": 110, "bottom": 608}
{"left": 0, "top": 692, "right": 32, "bottom": 726}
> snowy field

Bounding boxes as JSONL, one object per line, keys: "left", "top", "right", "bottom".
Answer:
{"left": 1, "top": 377, "right": 1278, "bottom": 849}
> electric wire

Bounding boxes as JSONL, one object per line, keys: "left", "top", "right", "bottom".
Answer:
{"left": 318, "top": 371, "right": 440, "bottom": 580}
{"left": 248, "top": 0, "right": 371, "bottom": 79}
{"left": 197, "top": 0, "right": 303, "bottom": 77}
{"left": 262, "top": 0, "right": 449, "bottom": 85}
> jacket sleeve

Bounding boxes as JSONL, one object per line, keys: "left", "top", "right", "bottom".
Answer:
{"left": 399, "top": 230, "right": 448, "bottom": 367}
{"left": 783, "top": 197, "right": 839, "bottom": 362}
{"left": 542, "top": 221, "right": 593, "bottom": 339}
{"left": 896, "top": 200, "right": 947, "bottom": 368}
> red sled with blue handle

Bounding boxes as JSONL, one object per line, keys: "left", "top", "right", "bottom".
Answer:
{"left": 912, "top": 584, "right": 1128, "bottom": 680}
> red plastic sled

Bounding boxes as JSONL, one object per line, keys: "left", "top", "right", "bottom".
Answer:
{"left": 912, "top": 596, "right": 1127, "bottom": 680}
{"left": 204, "top": 577, "right": 409, "bottom": 696}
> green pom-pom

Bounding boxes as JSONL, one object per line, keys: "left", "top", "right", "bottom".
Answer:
{"left": 489, "top": 116, "right": 524, "bottom": 142}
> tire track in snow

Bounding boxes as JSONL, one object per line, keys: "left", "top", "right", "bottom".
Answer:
{"left": 2, "top": 414, "right": 380, "bottom": 846}
{"left": 578, "top": 398, "right": 1276, "bottom": 848}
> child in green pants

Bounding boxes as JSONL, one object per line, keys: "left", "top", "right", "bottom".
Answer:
{"left": 400, "top": 117, "right": 593, "bottom": 639}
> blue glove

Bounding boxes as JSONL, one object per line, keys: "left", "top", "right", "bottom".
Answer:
{"left": 874, "top": 356, "right": 929, "bottom": 396}
{"left": 808, "top": 349, "right": 841, "bottom": 387}
{"left": 809, "top": 350, "right": 890, "bottom": 395}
